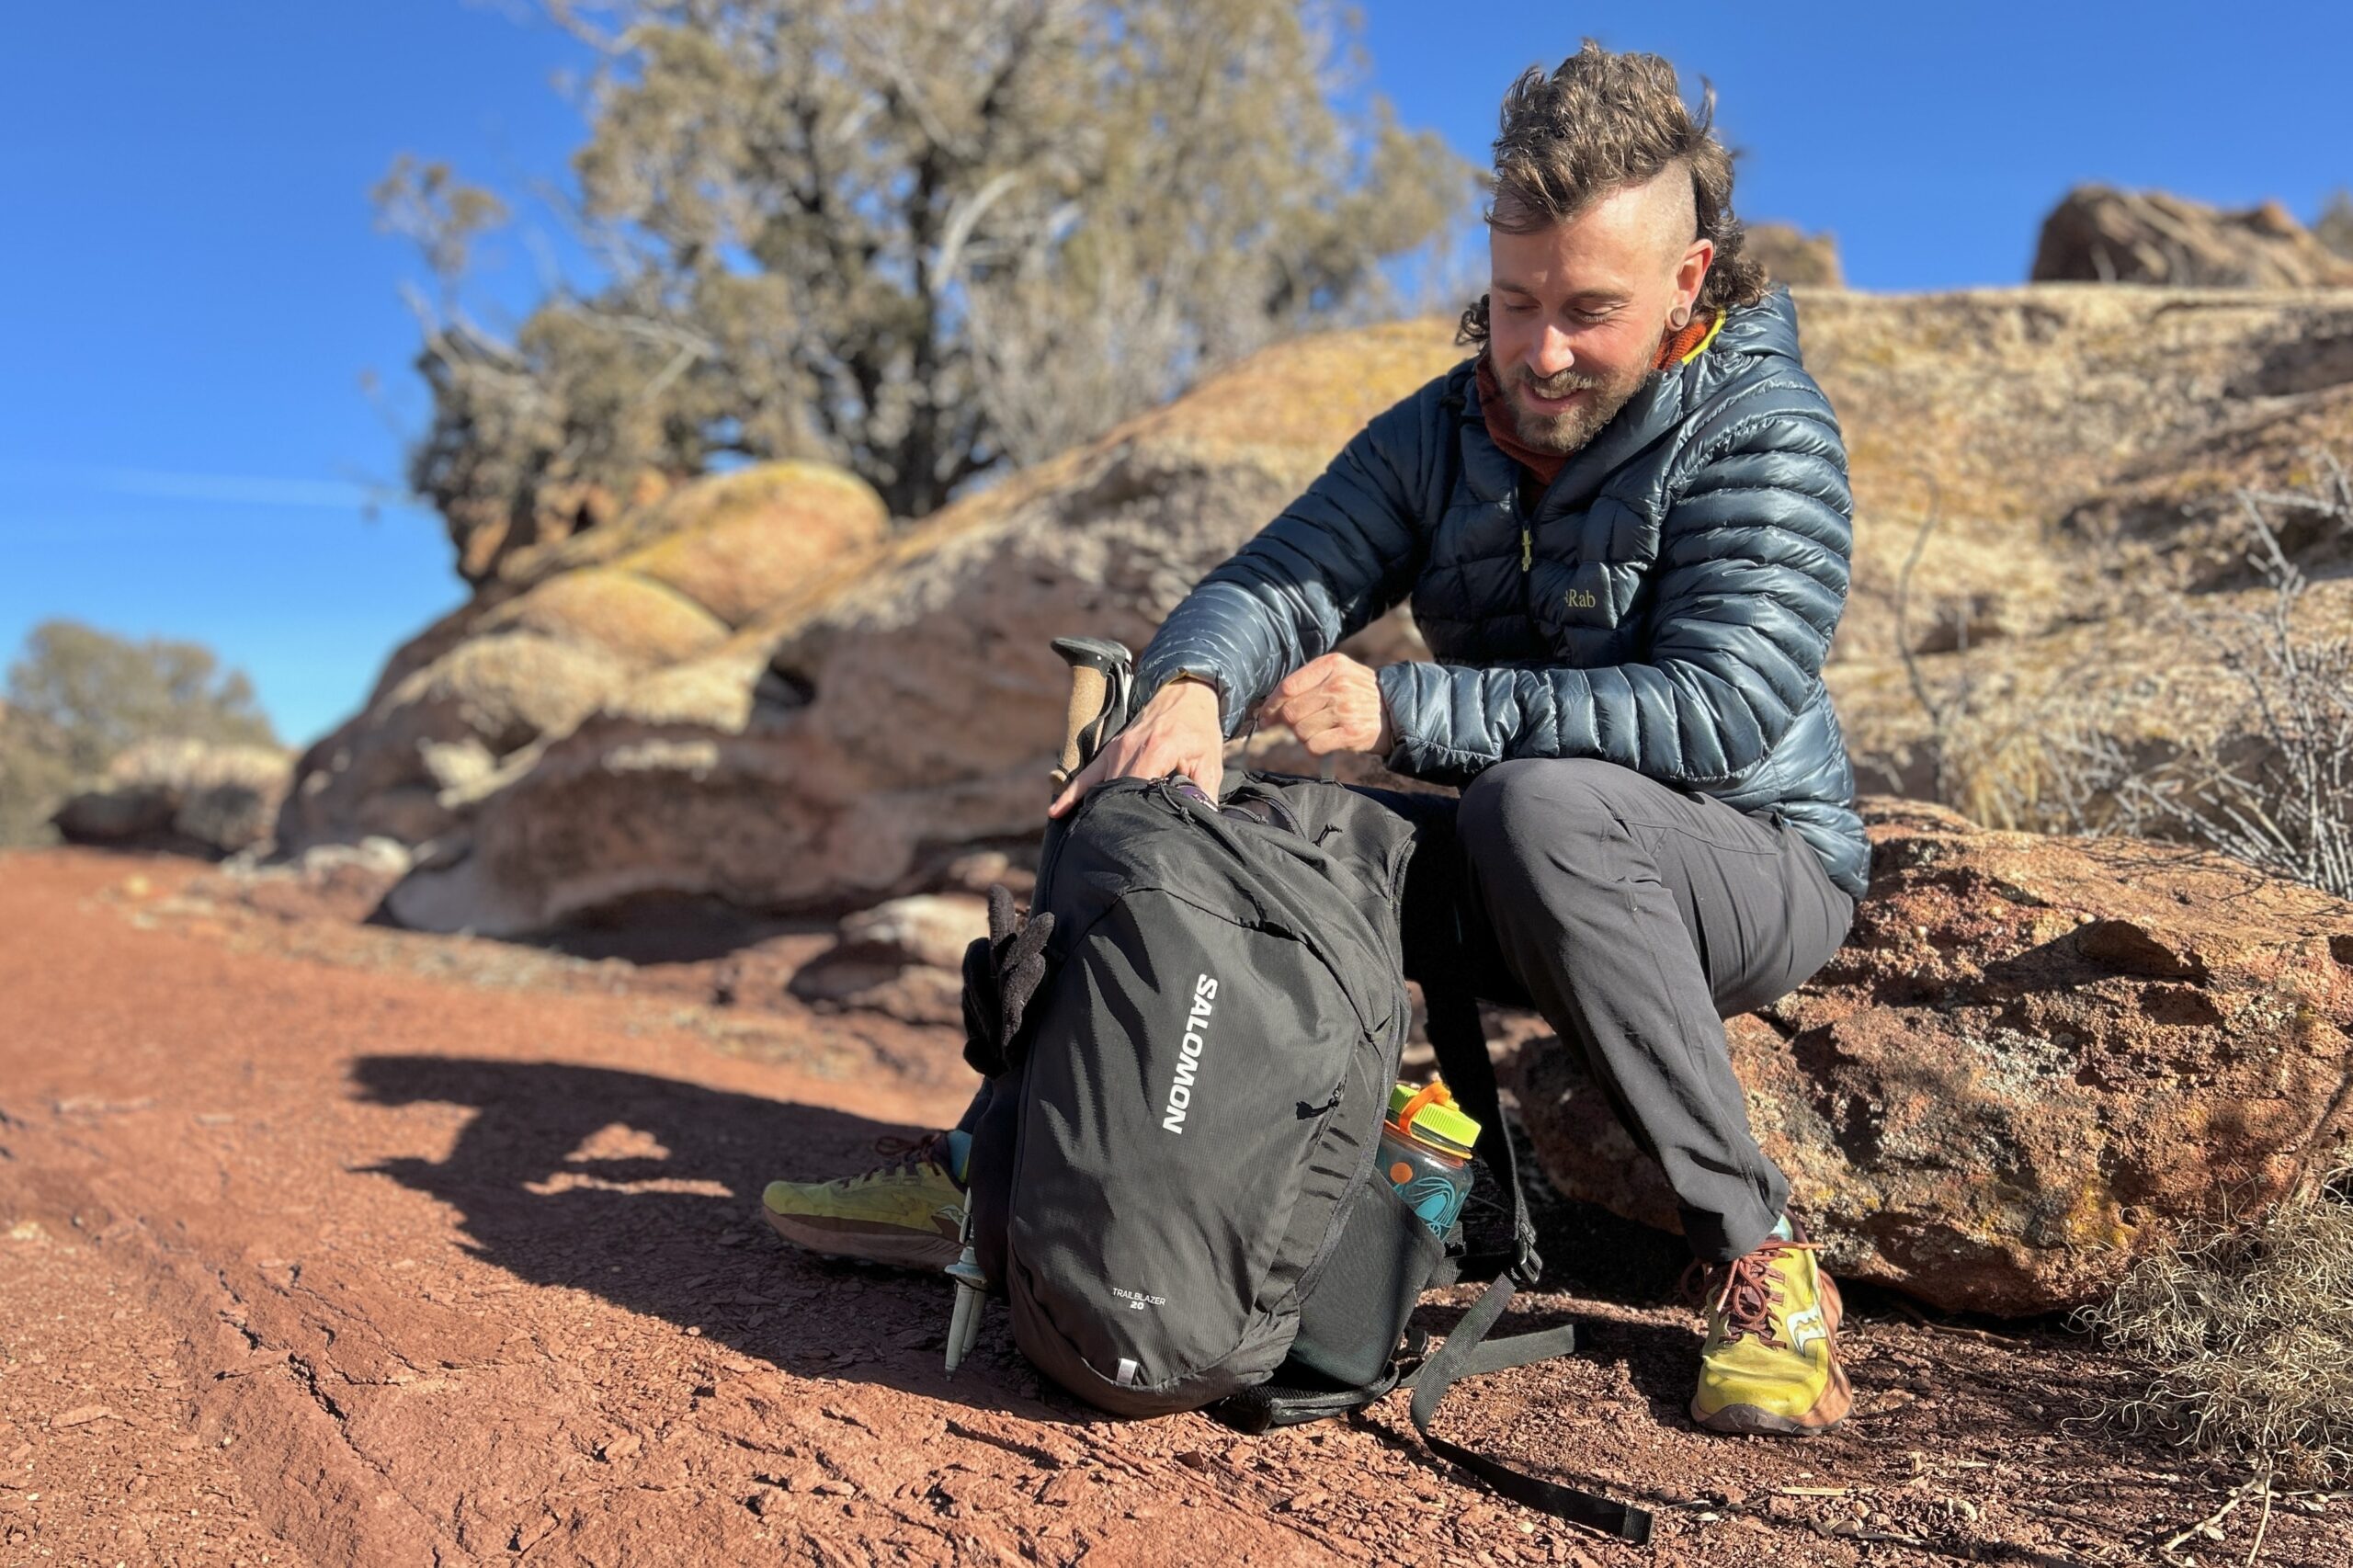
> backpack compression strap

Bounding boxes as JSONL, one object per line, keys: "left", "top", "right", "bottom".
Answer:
{"left": 1404, "top": 1273, "right": 1654, "bottom": 1544}
{"left": 1217, "top": 1290, "right": 1651, "bottom": 1543}
{"left": 1416, "top": 980, "right": 1656, "bottom": 1546}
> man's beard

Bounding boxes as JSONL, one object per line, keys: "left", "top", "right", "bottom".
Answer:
{"left": 1506, "top": 358, "right": 1661, "bottom": 457}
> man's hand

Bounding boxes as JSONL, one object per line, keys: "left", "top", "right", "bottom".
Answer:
{"left": 1256, "top": 653, "right": 1394, "bottom": 758}
{"left": 1047, "top": 676, "right": 1224, "bottom": 819}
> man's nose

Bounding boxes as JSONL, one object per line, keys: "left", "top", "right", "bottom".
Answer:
{"left": 1529, "top": 323, "right": 1576, "bottom": 377}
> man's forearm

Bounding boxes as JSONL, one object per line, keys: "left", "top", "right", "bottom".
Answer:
{"left": 1376, "top": 657, "right": 1790, "bottom": 790}
{"left": 1133, "top": 580, "right": 1302, "bottom": 738}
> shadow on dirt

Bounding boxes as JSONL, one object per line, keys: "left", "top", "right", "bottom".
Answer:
{"left": 341, "top": 1056, "right": 2183, "bottom": 1560}
{"left": 347, "top": 1053, "right": 1995, "bottom": 1455}
{"left": 361, "top": 891, "right": 831, "bottom": 966}
{"left": 347, "top": 1055, "right": 1718, "bottom": 1421}
{"left": 349, "top": 1054, "right": 1064, "bottom": 1419}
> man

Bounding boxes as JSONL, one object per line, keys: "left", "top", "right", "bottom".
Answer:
{"left": 763, "top": 40, "right": 1868, "bottom": 1437}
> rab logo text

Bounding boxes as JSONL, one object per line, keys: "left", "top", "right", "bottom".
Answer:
{"left": 1161, "top": 972, "right": 1219, "bottom": 1134}
{"left": 1563, "top": 588, "right": 1597, "bottom": 610}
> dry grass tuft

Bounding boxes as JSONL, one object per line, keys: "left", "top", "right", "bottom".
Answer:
{"left": 2074, "top": 1165, "right": 2353, "bottom": 1486}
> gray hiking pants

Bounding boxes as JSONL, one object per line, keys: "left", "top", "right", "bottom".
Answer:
{"left": 1363, "top": 758, "right": 1856, "bottom": 1264}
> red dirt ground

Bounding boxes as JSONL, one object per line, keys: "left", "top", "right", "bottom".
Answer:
{"left": 0, "top": 847, "right": 2341, "bottom": 1566}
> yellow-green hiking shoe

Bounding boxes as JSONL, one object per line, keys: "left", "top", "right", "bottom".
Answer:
{"left": 1684, "top": 1215, "right": 1852, "bottom": 1437}
{"left": 761, "top": 1132, "right": 966, "bottom": 1271}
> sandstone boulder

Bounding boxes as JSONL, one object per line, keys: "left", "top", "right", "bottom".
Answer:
{"left": 1745, "top": 222, "right": 1844, "bottom": 288}
{"left": 786, "top": 893, "right": 991, "bottom": 1026}
{"left": 52, "top": 737, "right": 291, "bottom": 858}
{"left": 830, "top": 894, "right": 991, "bottom": 972}
{"left": 1513, "top": 797, "right": 2353, "bottom": 1317}
{"left": 1795, "top": 284, "right": 2353, "bottom": 664}
{"left": 2031, "top": 185, "right": 2353, "bottom": 289}
{"left": 189, "top": 837, "right": 415, "bottom": 926}
{"left": 380, "top": 323, "right": 1462, "bottom": 934}
{"left": 278, "top": 462, "right": 890, "bottom": 861}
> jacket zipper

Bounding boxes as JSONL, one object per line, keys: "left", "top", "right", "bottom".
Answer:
{"left": 1519, "top": 526, "right": 1531, "bottom": 574}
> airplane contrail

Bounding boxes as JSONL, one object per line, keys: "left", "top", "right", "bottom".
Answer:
{"left": 0, "top": 460, "right": 423, "bottom": 511}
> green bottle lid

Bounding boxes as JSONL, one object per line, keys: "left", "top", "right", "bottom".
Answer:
{"left": 1387, "top": 1080, "right": 1482, "bottom": 1157}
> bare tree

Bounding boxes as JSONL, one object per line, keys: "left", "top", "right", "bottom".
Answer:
{"left": 0, "top": 622, "right": 278, "bottom": 847}
{"left": 2318, "top": 187, "right": 2353, "bottom": 263}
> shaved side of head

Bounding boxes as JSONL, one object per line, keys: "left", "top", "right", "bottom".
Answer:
{"left": 1642, "top": 160, "right": 1700, "bottom": 270}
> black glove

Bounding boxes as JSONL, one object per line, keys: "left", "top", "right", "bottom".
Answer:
{"left": 960, "top": 883, "right": 1054, "bottom": 1079}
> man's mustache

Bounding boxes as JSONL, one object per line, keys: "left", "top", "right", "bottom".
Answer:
{"left": 1517, "top": 366, "right": 1604, "bottom": 400}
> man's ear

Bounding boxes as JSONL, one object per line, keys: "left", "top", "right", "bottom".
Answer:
{"left": 1676, "top": 236, "right": 1716, "bottom": 320}
{"left": 1684, "top": 236, "right": 1722, "bottom": 303}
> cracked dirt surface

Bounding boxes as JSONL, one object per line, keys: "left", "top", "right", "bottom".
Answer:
{"left": 0, "top": 847, "right": 2344, "bottom": 1566}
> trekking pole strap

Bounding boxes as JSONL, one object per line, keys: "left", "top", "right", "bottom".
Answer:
{"left": 1405, "top": 1276, "right": 1655, "bottom": 1546}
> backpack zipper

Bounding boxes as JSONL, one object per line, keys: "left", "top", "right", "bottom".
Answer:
{"left": 1293, "top": 1001, "right": 1413, "bottom": 1306}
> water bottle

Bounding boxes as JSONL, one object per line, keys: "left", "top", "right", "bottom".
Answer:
{"left": 1381, "top": 1080, "right": 1481, "bottom": 1239}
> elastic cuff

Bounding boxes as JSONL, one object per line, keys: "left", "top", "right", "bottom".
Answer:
{"left": 1134, "top": 660, "right": 1242, "bottom": 737}
{"left": 1683, "top": 1200, "right": 1785, "bottom": 1266}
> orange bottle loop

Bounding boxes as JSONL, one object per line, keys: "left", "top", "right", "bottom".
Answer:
{"left": 1386, "top": 1078, "right": 1481, "bottom": 1160}
{"left": 1395, "top": 1081, "right": 1453, "bottom": 1136}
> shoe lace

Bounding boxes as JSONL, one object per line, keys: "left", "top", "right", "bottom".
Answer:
{"left": 1677, "top": 1237, "right": 1821, "bottom": 1349}
{"left": 858, "top": 1131, "right": 951, "bottom": 1186}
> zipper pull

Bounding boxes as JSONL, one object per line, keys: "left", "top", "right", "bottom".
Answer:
{"left": 1520, "top": 527, "right": 1532, "bottom": 574}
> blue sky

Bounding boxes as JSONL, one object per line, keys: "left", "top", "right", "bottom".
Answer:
{"left": 6, "top": 1, "right": 2349, "bottom": 746}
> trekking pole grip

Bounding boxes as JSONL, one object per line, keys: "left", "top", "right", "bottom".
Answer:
{"left": 1056, "top": 665, "right": 1108, "bottom": 787}
{"left": 1049, "top": 636, "right": 1135, "bottom": 793}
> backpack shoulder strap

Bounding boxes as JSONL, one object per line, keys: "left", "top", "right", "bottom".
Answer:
{"left": 1422, "top": 982, "right": 1539, "bottom": 1283}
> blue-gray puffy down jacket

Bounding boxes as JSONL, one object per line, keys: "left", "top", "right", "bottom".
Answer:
{"left": 1134, "top": 285, "right": 1870, "bottom": 902}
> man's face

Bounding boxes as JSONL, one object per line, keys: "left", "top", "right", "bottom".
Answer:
{"left": 1486, "top": 167, "right": 1713, "bottom": 456}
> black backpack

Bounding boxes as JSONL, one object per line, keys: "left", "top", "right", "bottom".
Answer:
{"left": 958, "top": 767, "right": 1654, "bottom": 1544}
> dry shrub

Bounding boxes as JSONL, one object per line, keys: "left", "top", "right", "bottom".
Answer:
{"left": 2074, "top": 1165, "right": 2353, "bottom": 1486}
{"left": 1901, "top": 449, "right": 2353, "bottom": 901}
{"left": 1928, "top": 683, "right": 2105, "bottom": 835}
{"left": 1888, "top": 475, "right": 2114, "bottom": 837}
{"left": 2038, "top": 456, "right": 2353, "bottom": 899}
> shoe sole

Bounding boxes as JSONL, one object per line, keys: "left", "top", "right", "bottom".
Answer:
{"left": 761, "top": 1204, "right": 961, "bottom": 1272}
{"left": 1691, "top": 1267, "right": 1853, "bottom": 1437}
{"left": 1688, "top": 1390, "right": 1849, "bottom": 1437}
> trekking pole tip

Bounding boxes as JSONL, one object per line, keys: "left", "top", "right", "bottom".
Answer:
{"left": 945, "top": 1280, "right": 976, "bottom": 1375}
{"left": 943, "top": 1231, "right": 986, "bottom": 1374}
